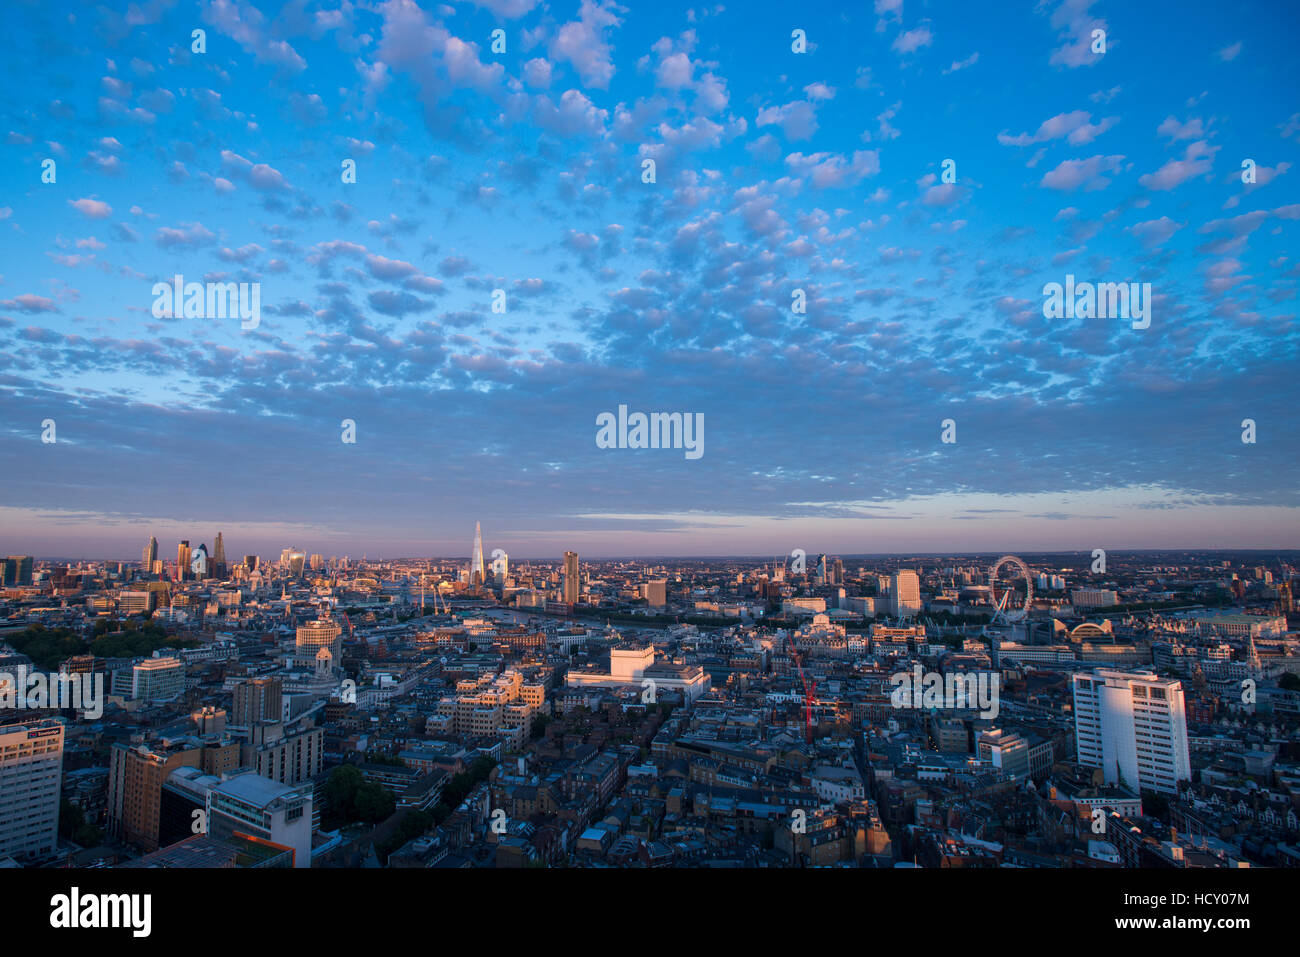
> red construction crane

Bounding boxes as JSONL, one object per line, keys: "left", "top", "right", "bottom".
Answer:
{"left": 787, "top": 637, "right": 816, "bottom": 744}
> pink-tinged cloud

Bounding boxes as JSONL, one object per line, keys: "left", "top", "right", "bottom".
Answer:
{"left": 549, "top": 0, "right": 622, "bottom": 90}
{"left": 892, "top": 26, "right": 933, "bottom": 54}
{"left": 366, "top": 254, "right": 418, "bottom": 280}
{"left": 1044, "top": 0, "right": 1108, "bottom": 68}
{"left": 1039, "top": 154, "right": 1125, "bottom": 191}
{"left": 756, "top": 100, "right": 819, "bottom": 141}
{"left": 1139, "top": 140, "right": 1218, "bottom": 191}
{"left": 1128, "top": 216, "right": 1183, "bottom": 247}
{"left": 203, "top": 0, "right": 307, "bottom": 72}
{"left": 998, "top": 110, "right": 1117, "bottom": 146}
{"left": 1156, "top": 115, "right": 1207, "bottom": 140}
{"left": 69, "top": 197, "right": 111, "bottom": 218}
{"left": 785, "top": 150, "right": 880, "bottom": 188}
{"left": 1, "top": 294, "right": 58, "bottom": 312}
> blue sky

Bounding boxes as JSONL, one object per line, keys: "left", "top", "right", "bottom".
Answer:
{"left": 1, "top": 0, "right": 1297, "bottom": 559}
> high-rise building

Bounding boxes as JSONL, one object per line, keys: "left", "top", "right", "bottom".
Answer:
{"left": 281, "top": 548, "right": 306, "bottom": 577}
{"left": 244, "top": 555, "right": 259, "bottom": 572}
{"left": 243, "top": 722, "right": 324, "bottom": 786}
{"left": 470, "top": 522, "right": 485, "bottom": 587}
{"left": 177, "top": 541, "right": 192, "bottom": 581}
{"left": 3, "top": 556, "right": 33, "bottom": 587}
{"left": 108, "top": 739, "right": 201, "bottom": 850}
{"left": 832, "top": 558, "right": 844, "bottom": 586}
{"left": 0, "top": 720, "right": 64, "bottom": 861}
{"left": 143, "top": 536, "right": 158, "bottom": 574}
{"left": 1072, "top": 669, "right": 1191, "bottom": 795}
{"left": 891, "top": 570, "right": 922, "bottom": 618}
{"left": 563, "top": 550, "right": 580, "bottom": 604}
{"left": 191, "top": 543, "right": 209, "bottom": 579}
{"left": 212, "top": 532, "right": 226, "bottom": 577}
{"left": 309, "top": 554, "right": 323, "bottom": 571}
{"left": 642, "top": 580, "right": 668, "bottom": 608}
{"left": 232, "top": 676, "right": 284, "bottom": 727}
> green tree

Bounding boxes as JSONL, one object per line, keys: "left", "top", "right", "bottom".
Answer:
{"left": 354, "top": 782, "right": 395, "bottom": 823}
{"left": 324, "top": 765, "right": 364, "bottom": 823}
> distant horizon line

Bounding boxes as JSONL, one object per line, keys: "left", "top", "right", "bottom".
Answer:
{"left": 15, "top": 547, "right": 1300, "bottom": 564}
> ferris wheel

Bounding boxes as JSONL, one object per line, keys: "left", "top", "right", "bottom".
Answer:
{"left": 989, "top": 554, "right": 1033, "bottom": 623}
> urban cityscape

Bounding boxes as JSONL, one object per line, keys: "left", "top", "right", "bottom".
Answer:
{"left": 0, "top": 0, "right": 1295, "bottom": 933}
{"left": 2, "top": 529, "right": 1298, "bottom": 873}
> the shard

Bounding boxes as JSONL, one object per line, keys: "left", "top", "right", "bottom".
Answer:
{"left": 470, "top": 521, "right": 485, "bottom": 586}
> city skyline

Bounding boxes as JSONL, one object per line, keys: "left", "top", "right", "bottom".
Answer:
{"left": 12, "top": 527, "right": 1300, "bottom": 563}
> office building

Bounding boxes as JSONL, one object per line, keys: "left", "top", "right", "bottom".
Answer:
{"left": 294, "top": 617, "right": 342, "bottom": 668}
{"left": 243, "top": 722, "right": 324, "bottom": 786}
{"left": 1072, "top": 669, "right": 1191, "bottom": 795}
{"left": 566, "top": 645, "right": 711, "bottom": 703}
{"left": 563, "top": 550, "right": 580, "bottom": 604}
{"left": 143, "top": 536, "right": 158, "bottom": 574}
{"left": 108, "top": 740, "right": 201, "bottom": 850}
{"left": 157, "top": 766, "right": 219, "bottom": 850}
{"left": 283, "top": 548, "right": 306, "bottom": 577}
{"left": 132, "top": 656, "right": 185, "bottom": 702}
{"left": 3, "top": 556, "right": 33, "bottom": 587}
{"left": 978, "top": 729, "right": 1030, "bottom": 780}
{"left": 470, "top": 522, "right": 485, "bottom": 587}
{"left": 642, "top": 580, "right": 668, "bottom": 608}
{"left": 118, "top": 590, "right": 157, "bottom": 616}
{"left": 782, "top": 596, "right": 827, "bottom": 617}
{"left": 1072, "top": 588, "right": 1119, "bottom": 609}
{"left": 232, "top": 676, "right": 284, "bottom": 727}
{"left": 890, "top": 570, "right": 922, "bottom": 618}
{"left": 0, "top": 720, "right": 64, "bottom": 861}
{"left": 207, "top": 770, "right": 313, "bottom": 868}
{"left": 191, "top": 543, "right": 208, "bottom": 578}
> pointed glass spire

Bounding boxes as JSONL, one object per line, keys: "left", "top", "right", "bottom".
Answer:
{"left": 470, "top": 521, "right": 485, "bottom": 586}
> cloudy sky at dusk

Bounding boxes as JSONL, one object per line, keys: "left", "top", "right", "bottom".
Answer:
{"left": 1, "top": 0, "right": 1297, "bottom": 560}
